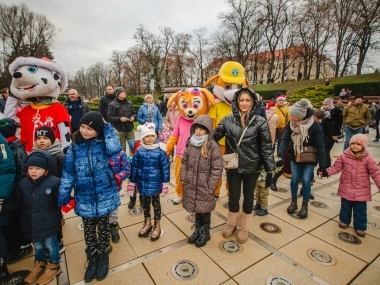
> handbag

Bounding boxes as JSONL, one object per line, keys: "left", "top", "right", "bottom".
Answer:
{"left": 296, "top": 146, "right": 317, "bottom": 163}
{"left": 222, "top": 116, "right": 256, "bottom": 169}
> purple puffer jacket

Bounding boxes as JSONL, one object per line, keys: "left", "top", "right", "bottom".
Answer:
{"left": 327, "top": 149, "right": 380, "bottom": 201}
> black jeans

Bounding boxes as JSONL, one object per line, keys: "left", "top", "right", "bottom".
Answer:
{"left": 324, "top": 135, "right": 336, "bottom": 167}
{"left": 227, "top": 171, "right": 260, "bottom": 214}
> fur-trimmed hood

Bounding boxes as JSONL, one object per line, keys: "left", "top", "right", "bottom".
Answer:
{"left": 231, "top": 87, "right": 259, "bottom": 120}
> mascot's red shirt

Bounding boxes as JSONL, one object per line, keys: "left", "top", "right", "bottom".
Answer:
{"left": 17, "top": 102, "right": 70, "bottom": 152}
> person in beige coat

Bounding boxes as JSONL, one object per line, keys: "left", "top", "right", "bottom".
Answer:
{"left": 265, "top": 102, "right": 279, "bottom": 146}
{"left": 181, "top": 115, "right": 223, "bottom": 248}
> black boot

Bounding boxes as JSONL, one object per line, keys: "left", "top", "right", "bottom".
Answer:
{"left": 195, "top": 224, "right": 210, "bottom": 248}
{"left": 252, "top": 203, "right": 261, "bottom": 211}
{"left": 298, "top": 200, "right": 309, "bottom": 218}
{"left": 84, "top": 249, "right": 98, "bottom": 283}
{"left": 188, "top": 217, "right": 201, "bottom": 244}
{"left": 96, "top": 247, "right": 109, "bottom": 281}
{"left": 128, "top": 193, "right": 136, "bottom": 209}
{"left": 270, "top": 182, "right": 278, "bottom": 191}
{"left": 110, "top": 223, "right": 120, "bottom": 243}
{"left": 287, "top": 197, "right": 298, "bottom": 214}
{"left": 0, "top": 257, "right": 9, "bottom": 281}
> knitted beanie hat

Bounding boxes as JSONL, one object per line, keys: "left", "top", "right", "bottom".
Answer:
{"left": 0, "top": 118, "right": 17, "bottom": 138}
{"left": 35, "top": 126, "right": 56, "bottom": 144}
{"left": 323, "top": 98, "right": 334, "bottom": 109}
{"left": 80, "top": 111, "right": 104, "bottom": 135}
{"left": 26, "top": 150, "right": 51, "bottom": 170}
{"left": 349, "top": 134, "right": 368, "bottom": 149}
{"left": 290, "top": 98, "right": 310, "bottom": 119}
{"left": 115, "top": 87, "right": 126, "bottom": 97}
{"left": 137, "top": 123, "right": 156, "bottom": 140}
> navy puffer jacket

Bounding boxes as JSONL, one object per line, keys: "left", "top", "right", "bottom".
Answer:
{"left": 58, "top": 123, "right": 122, "bottom": 218}
{"left": 17, "top": 151, "right": 61, "bottom": 241}
{"left": 130, "top": 143, "right": 170, "bottom": 196}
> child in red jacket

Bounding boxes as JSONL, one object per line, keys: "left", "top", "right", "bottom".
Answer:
{"left": 320, "top": 134, "right": 380, "bottom": 237}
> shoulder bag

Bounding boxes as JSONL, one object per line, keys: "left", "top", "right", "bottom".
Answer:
{"left": 222, "top": 116, "right": 256, "bottom": 169}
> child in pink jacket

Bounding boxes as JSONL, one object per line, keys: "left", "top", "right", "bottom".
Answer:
{"left": 320, "top": 134, "right": 380, "bottom": 237}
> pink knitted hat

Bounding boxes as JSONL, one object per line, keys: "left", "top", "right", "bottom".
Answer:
{"left": 349, "top": 134, "right": 368, "bottom": 149}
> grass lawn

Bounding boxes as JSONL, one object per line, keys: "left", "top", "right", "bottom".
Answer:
{"left": 250, "top": 73, "right": 380, "bottom": 96}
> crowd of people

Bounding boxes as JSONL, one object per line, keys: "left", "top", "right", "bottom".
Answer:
{"left": 0, "top": 83, "right": 380, "bottom": 285}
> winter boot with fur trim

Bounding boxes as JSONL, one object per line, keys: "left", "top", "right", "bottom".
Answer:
{"left": 222, "top": 211, "right": 239, "bottom": 238}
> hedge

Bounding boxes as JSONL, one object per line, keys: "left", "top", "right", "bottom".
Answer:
{"left": 253, "top": 89, "right": 287, "bottom": 100}
{"left": 88, "top": 104, "right": 142, "bottom": 113}
{"left": 288, "top": 85, "right": 334, "bottom": 108}
{"left": 334, "top": 82, "right": 380, "bottom": 96}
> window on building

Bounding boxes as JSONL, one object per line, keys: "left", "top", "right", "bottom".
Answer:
{"left": 291, "top": 71, "right": 294, "bottom": 77}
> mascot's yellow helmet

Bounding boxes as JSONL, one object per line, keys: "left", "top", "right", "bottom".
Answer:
{"left": 219, "top": 61, "right": 246, "bottom": 85}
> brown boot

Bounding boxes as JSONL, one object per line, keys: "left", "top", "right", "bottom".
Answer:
{"left": 150, "top": 220, "right": 161, "bottom": 241}
{"left": 139, "top": 217, "right": 152, "bottom": 237}
{"left": 237, "top": 212, "right": 252, "bottom": 244}
{"left": 222, "top": 211, "right": 239, "bottom": 238}
{"left": 24, "top": 261, "right": 46, "bottom": 284}
{"left": 36, "top": 261, "right": 61, "bottom": 285}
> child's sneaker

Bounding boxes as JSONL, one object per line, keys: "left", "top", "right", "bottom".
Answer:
{"left": 173, "top": 197, "right": 182, "bottom": 204}
{"left": 35, "top": 262, "right": 61, "bottom": 285}
{"left": 24, "top": 261, "right": 45, "bottom": 284}
{"left": 257, "top": 209, "right": 268, "bottom": 216}
{"left": 355, "top": 230, "right": 365, "bottom": 237}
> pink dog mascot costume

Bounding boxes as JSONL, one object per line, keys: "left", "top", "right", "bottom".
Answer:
{"left": 5, "top": 57, "right": 71, "bottom": 152}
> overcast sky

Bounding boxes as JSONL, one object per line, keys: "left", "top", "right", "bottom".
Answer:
{"left": 4, "top": 0, "right": 228, "bottom": 75}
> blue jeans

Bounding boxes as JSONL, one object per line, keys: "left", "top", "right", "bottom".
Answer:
{"left": 290, "top": 161, "right": 314, "bottom": 201}
{"left": 340, "top": 198, "right": 367, "bottom": 231}
{"left": 33, "top": 235, "right": 59, "bottom": 264}
{"left": 343, "top": 126, "right": 363, "bottom": 150}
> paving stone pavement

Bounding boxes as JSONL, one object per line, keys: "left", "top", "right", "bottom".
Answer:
{"left": 8, "top": 133, "right": 380, "bottom": 285}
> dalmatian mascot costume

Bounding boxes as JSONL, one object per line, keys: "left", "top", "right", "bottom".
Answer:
{"left": 5, "top": 57, "right": 71, "bottom": 152}
{"left": 204, "top": 61, "right": 249, "bottom": 197}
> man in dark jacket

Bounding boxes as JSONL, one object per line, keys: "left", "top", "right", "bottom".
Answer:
{"left": 64, "top": 89, "right": 90, "bottom": 134}
{"left": 0, "top": 88, "right": 9, "bottom": 114}
{"left": 108, "top": 87, "right": 136, "bottom": 151}
{"left": 159, "top": 94, "right": 170, "bottom": 118}
{"left": 374, "top": 105, "right": 380, "bottom": 142}
{"left": 98, "top": 85, "right": 116, "bottom": 121}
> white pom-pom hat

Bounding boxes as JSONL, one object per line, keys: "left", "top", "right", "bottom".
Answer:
{"left": 138, "top": 123, "right": 157, "bottom": 140}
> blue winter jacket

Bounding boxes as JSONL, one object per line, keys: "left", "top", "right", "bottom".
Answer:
{"left": 0, "top": 133, "right": 16, "bottom": 226}
{"left": 58, "top": 123, "right": 122, "bottom": 218}
{"left": 130, "top": 144, "right": 170, "bottom": 196}
{"left": 17, "top": 151, "right": 61, "bottom": 241}
{"left": 137, "top": 103, "right": 162, "bottom": 132}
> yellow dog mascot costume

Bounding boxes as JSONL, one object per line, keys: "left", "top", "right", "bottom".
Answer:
{"left": 5, "top": 57, "right": 71, "bottom": 153}
{"left": 204, "top": 61, "right": 249, "bottom": 197}
{"left": 166, "top": 87, "right": 215, "bottom": 203}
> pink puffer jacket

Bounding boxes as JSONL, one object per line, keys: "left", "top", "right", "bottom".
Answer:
{"left": 327, "top": 149, "right": 380, "bottom": 201}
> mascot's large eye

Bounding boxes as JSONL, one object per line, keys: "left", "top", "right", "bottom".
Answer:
{"left": 192, "top": 98, "right": 203, "bottom": 110}
{"left": 27, "top": 65, "right": 38, "bottom": 74}
{"left": 225, "top": 84, "right": 231, "bottom": 90}
{"left": 180, "top": 100, "right": 188, "bottom": 109}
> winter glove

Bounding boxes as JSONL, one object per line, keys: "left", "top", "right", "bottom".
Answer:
{"left": 265, "top": 173, "right": 273, "bottom": 188}
{"left": 61, "top": 197, "right": 76, "bottom": 214}
{"left": 161, "top": 183, "right": 169, "bottom": 197}
{"left": 275, "top": 158, "right": 283, "bottom": 168}
{"left": 114, "top": 174, "right": 121, "bottom": 185}
{"left": 62, "top": 146, "right": 69, "bottom": 154}
{"left": 127, "top": 183, "right": 136, "bottom": 197}
{"left": 318, "top": 167, "right": 328, "bottom": 178}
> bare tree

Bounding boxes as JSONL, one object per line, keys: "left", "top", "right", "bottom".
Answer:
{"left": 133, "top": 25, "right": 174, "bottom": 93}
{"left": 351, "top": 0, "right": 380, "bottom": 75}
{"left": 124, "top": 44, "right": 150, "bottom": 94}
{"left": 110, "top": 50, "right": 127, "bottom": 87}
{"left": 213, "top": 0, "right": 264, "bottom": 67}
{"left": 169, "top": 33, "right": 192, "bottom": 86}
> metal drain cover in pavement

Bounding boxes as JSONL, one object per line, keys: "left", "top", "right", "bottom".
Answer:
{"left": 373, "top": 206, "right": 380, "bottom": 212}
{"left": 260, "top": 223, "right": 282, "bottom": 233}
{"left": 172, "top": 260, "right": 198, "bottom": 280}
{"left": 165, "top": 198, "right": 175, "bottom": 205}
{"left": 310, "top": 201, "right": 329, "bottom": 209}
{"left": 277, "top": 187, "right": 288, "bottom": 193}
{"left": 307, "top": 248, "right": 336, "bottom": 266}
{"left": 219, "top": 240, "right": 242, "bottom": 254}
{"left": 223, "top": 202, "right": 229, "bottom": 209}
{"left": 367, "top": 220, "right": 380, "bottom": 229}
{"left": 77, "top": 222, "right": 84, "bottom": 231}
{"left": 185, "top": 214, "right": 196, "bottom": 223}
{"left": 267, "top": 275, "right": 294, "bottom": 285}
{"left": 145, "top": 228, "right": 165, "bottom": 239}
{"left": 128, "top": 208, "right": 142, "bottom": 216}
{"left": 330, "top": 192, "right": 339, "bottom": 197}
{"left": 335, "top": 232, "right": 361, "bottom": 245}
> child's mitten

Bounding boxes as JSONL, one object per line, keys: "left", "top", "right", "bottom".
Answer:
{"left": 61, "top": 197, "right": 76, "bottom": 214}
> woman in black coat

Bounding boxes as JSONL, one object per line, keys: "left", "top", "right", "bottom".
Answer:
{"left": 214, "top": 87, "right": 275, "bottom": 244}
{"left": 278, "top": 99, "right": 326, "bottom": 219}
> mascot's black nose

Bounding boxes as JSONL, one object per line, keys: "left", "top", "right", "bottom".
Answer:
{"left": 13, "top": 72, "right": 22, "bottom": 78}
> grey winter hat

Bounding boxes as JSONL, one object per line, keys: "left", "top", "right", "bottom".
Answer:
{"left": 115, "top": 87, "right": 126, "bottom": 97}
{"left": 290, "top": 98, "right": 310, "bottom": 119}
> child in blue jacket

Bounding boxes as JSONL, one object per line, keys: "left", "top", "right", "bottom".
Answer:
{"left": 58, "top": 112, "right": 122, "bottom": 283}
{"left": 127, "top": 123, "right": 170, "bottom": 241}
